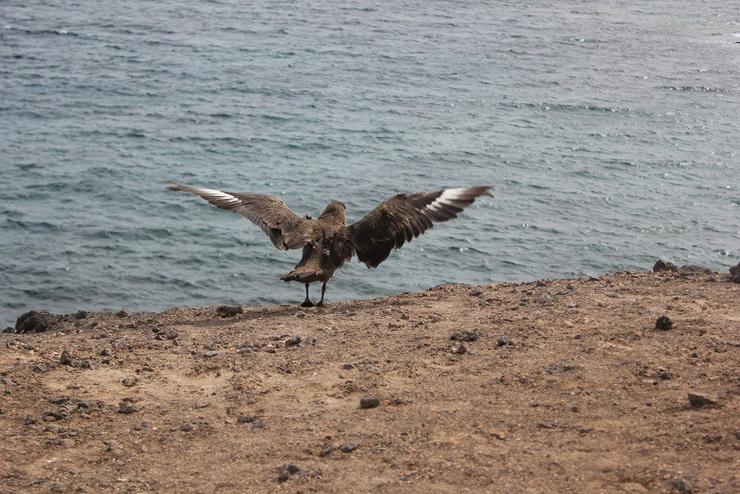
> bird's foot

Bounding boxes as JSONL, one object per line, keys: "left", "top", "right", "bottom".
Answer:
{"left": 316, "top": 301, "right": 325, "bottom": 308}
{"left": 301, "top": 300, "right": 314, "bottom": 308}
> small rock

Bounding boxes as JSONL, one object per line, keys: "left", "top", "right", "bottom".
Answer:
{"left": 216, "top": 305, "right": 243, "bottom": 318}
{"left": 180, "top": 423, "right": 194, "bottom": 432}
{"left": 74, "top": 310, "right": 88, "bottom": 320}
{"left": 666, "top": 478, "right": 693, "bottom": 494}
{"left": 24, "top": 416, "right": 36, "bottom": 426}
{"left": 450, "top": 343, "right": 467, "bottom": 355}
{"left": 341, "top": 363, "right": 354, "bottom": 370}
{"left": 657, "top": 368, "right": 673, "bottom": 380}
{"left": 655, "top": 315, "right": 673, "bottom": 330}
{"left": 449, "top": 330, "right": 478, "bottom": 342}
{"left": 359, "top": 396, "right": 380, "bottom": 409}
{"left": 687, "top": 392, "right": 717, "bottom": 408}
{"left": 496, "top": 337, "right": 509, "bottom": 347}
{"left": 730, "top": 262, "right": 740, "bottom": 283}
{"left": 59, "top": 349, "right": 73, "bottom": 366}
{"left": 678, "top": 264, "right": 712, "bottom": 275}
{"left": 15, "top": 310, "right": 58, "bottom": 333}
{"left": 237, "top": 414, "right": 256, "bottom": 424}
{"left": 116, "top": 309, "right": 129, "bottom": 318}
{"left": 653, "top": 260, "right": 678, "bottom": 273}
{"left": 44, "top": 424, "right": 60, "bottom": 433}
{"left": 118, "top": 401, "right": 140, "bottom": 414}
{"left": 121, "top": 377, "right": 139, "bottom": 387}
{"left": 285, "top": 336, "right": 301, "bottom": 347}
{"left": 100, "top": 348, "right": 111, "bottom": 357}
{"left": 319, "top": 445, "right": 333, "bottom": 457}
{"left": 50, "top": 481, "right": 66, "bottom": 493}
{"left": 340, "top": 442, "right": 359, "bottom": 453}
{"left": 203, "top": 350, "right": 219, "bottom": 358}
{"left": 275, "top": 464, "right": 303, "bottom": 483}
{"left": 295, "top": 310, "right": 306, "bottom": 319}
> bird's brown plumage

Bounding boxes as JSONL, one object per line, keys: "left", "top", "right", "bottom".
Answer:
{"left": 168, "top": 183, "right": 492, "bottom": 305}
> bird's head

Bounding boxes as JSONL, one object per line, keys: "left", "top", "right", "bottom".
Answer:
{"left": 319, "top": 201, "right": 347, "bottom": 224}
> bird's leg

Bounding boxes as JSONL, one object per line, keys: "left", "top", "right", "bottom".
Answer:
{"left": 301, "top": 283, "right": 314, "bottom": 307}
{"left": 316, "top": 282, "right": 327, "bottom": 307}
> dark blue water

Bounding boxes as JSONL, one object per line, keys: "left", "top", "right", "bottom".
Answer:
{"left": 1, "top": 1, "right": 738, "bottom": 327}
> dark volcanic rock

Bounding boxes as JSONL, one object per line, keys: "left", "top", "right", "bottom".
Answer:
{"left": 667, "top": 478, "right": 693, "bottom": 494}
{"left": 15, "top": 310, "right": 58, "bottom": 333}
{"left": 678, "top": 265, "right": 712, "bottom": 275}
{"left": 653, "top": 260, "right": 678, "bottom": 273}
{"left": 285, "top": 336, "right": 302, "bottom": 347}
{"left": 450, "top": 343, "right": 467, "bottom": 355}
{"left": 359, "top": 396, "right": 380, "bottom": 409}
{"left": 340, "top": 442, "right": 359, "bottom": 453}
{"left": 237, "top": 414, "right": 256, "bottom": 424}
{"left": 655, "top": 315, "right": 673, "bottom": 330}
{"left": 216, "top": 305, "right": 243, "bottom": 318}
{"left": 687, "top": 392, "right": 717, "bottom": 408}
{"left": 730, "top": 262, "right": 740, "bottom": 283}
{"left": 59, "top": 349, "right": 73, "bottom": 366}
{"left": 275, "top": 464, "right": 303, "bottom": 483}
{"left": 449, "top": 330, "right": 478, "bottom": 342}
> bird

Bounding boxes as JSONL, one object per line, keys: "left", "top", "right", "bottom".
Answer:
{"left": 167, "top": 182, "right": 492, "bottom": 307}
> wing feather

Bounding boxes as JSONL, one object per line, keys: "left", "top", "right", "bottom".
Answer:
{"left": 167, "top": 183, "right": 315, "bottom": 250}
{"left": 347, "top": 186, "right": 492, "bottom": 268}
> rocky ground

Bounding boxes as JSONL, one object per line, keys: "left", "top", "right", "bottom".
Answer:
{"left": 0, "top": 271, "right": 738, "bottom": 493}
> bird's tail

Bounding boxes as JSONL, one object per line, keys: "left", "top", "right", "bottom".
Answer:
{"left": 280, "top": 270, "right": 299, "bottom": 282}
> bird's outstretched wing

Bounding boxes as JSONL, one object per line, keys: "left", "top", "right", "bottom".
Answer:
{"left": 347, "top": 186, "right": 492, "bottom": 268}
{"left": 168, "top": 183, "right": 315, "bottom": 250}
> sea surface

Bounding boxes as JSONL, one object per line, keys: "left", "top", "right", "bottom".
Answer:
{"left": 1, "top": 1, "right": 738, "bottom": 327}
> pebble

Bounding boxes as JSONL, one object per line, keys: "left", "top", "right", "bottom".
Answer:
{"left": 319, "top": 445, "right": 333, "bottom": 457}
{"left": 216, "top": 305, "right": 243, "bottom": 318}
{"left": 359, "top": 396, "right": 380, "bottom": 409}
{"left": 59, "top": 349, "right": 73, "bottom": 366}
{"left": 121, "top": 377, "right": 139, "bottom": 387}
{"left": 44, "top": 424, "right": 60, "bottom": 433}
{"left": 653, "top": 260, "right": 678, "bottom": 273}
{"left": 203, "top": 350, "right": 219, "bottom": 358}
{"left": 687, "top": 392, "right": 717, "bottom": 408}
{"left": 74, "top": 310, "right": 88, "bottom": 319}
{"left": 275, "top": 464, "right": 303, "bottom": 483}
{"left": 730, "top": 262, "right": 740, "bottom": 283}
{"left": 340, "top": 442, "right": 359, "bottom": 453}
{"left": 50, "top": 481, "right": 66, "bottom": 493}
{"left": 450, "top": 343, "right": 467, "bottom": 355}
{"left": 116, "top": 309, "right": 129, "bottom": 318}
{"left": 285, "top": 336, "right": 302, "bottom": 347}
{"left": 666, "top": 478, "right": 693, "bottom": 494}
{"left": 655, "top": 315, "right": 673, "bottom": 330}
{"left": 449, "top": 330, "right": 478, "bottom": 342}
{"left": 497, "top": 337, "right": 509, "bottom": 347}
{"left": 237, "top": 414, "right": 256, "bottom": 424}
{"left": 118, "top": 398, "right": 140, "bottom": 414}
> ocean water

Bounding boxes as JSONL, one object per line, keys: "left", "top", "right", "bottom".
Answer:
{"left": 1, "top": 1, "right": 738, "bottom": 327}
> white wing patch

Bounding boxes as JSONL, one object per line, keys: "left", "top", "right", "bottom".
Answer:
{"left": 424, "top": 187, "right": 472, "bottom": 213}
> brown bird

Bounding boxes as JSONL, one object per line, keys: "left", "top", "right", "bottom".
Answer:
{"left": 167, "top": 183, "right": 492, "bottom": 307}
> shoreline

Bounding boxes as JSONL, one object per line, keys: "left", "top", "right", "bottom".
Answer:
{"left": 1, "top": 270, "right": 738, "bottom": 492}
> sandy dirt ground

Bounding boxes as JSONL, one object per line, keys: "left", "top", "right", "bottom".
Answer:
{"left": 0, "top": 271, "right": 738, "bottom": 493}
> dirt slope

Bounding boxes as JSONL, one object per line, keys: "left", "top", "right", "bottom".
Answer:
{"left": 1, "top": 271, "right": 738, "bottom": 493}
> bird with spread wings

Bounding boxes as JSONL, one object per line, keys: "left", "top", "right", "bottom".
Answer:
{"left": 168, "top": 183, "right": 492, "bottom": 307}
